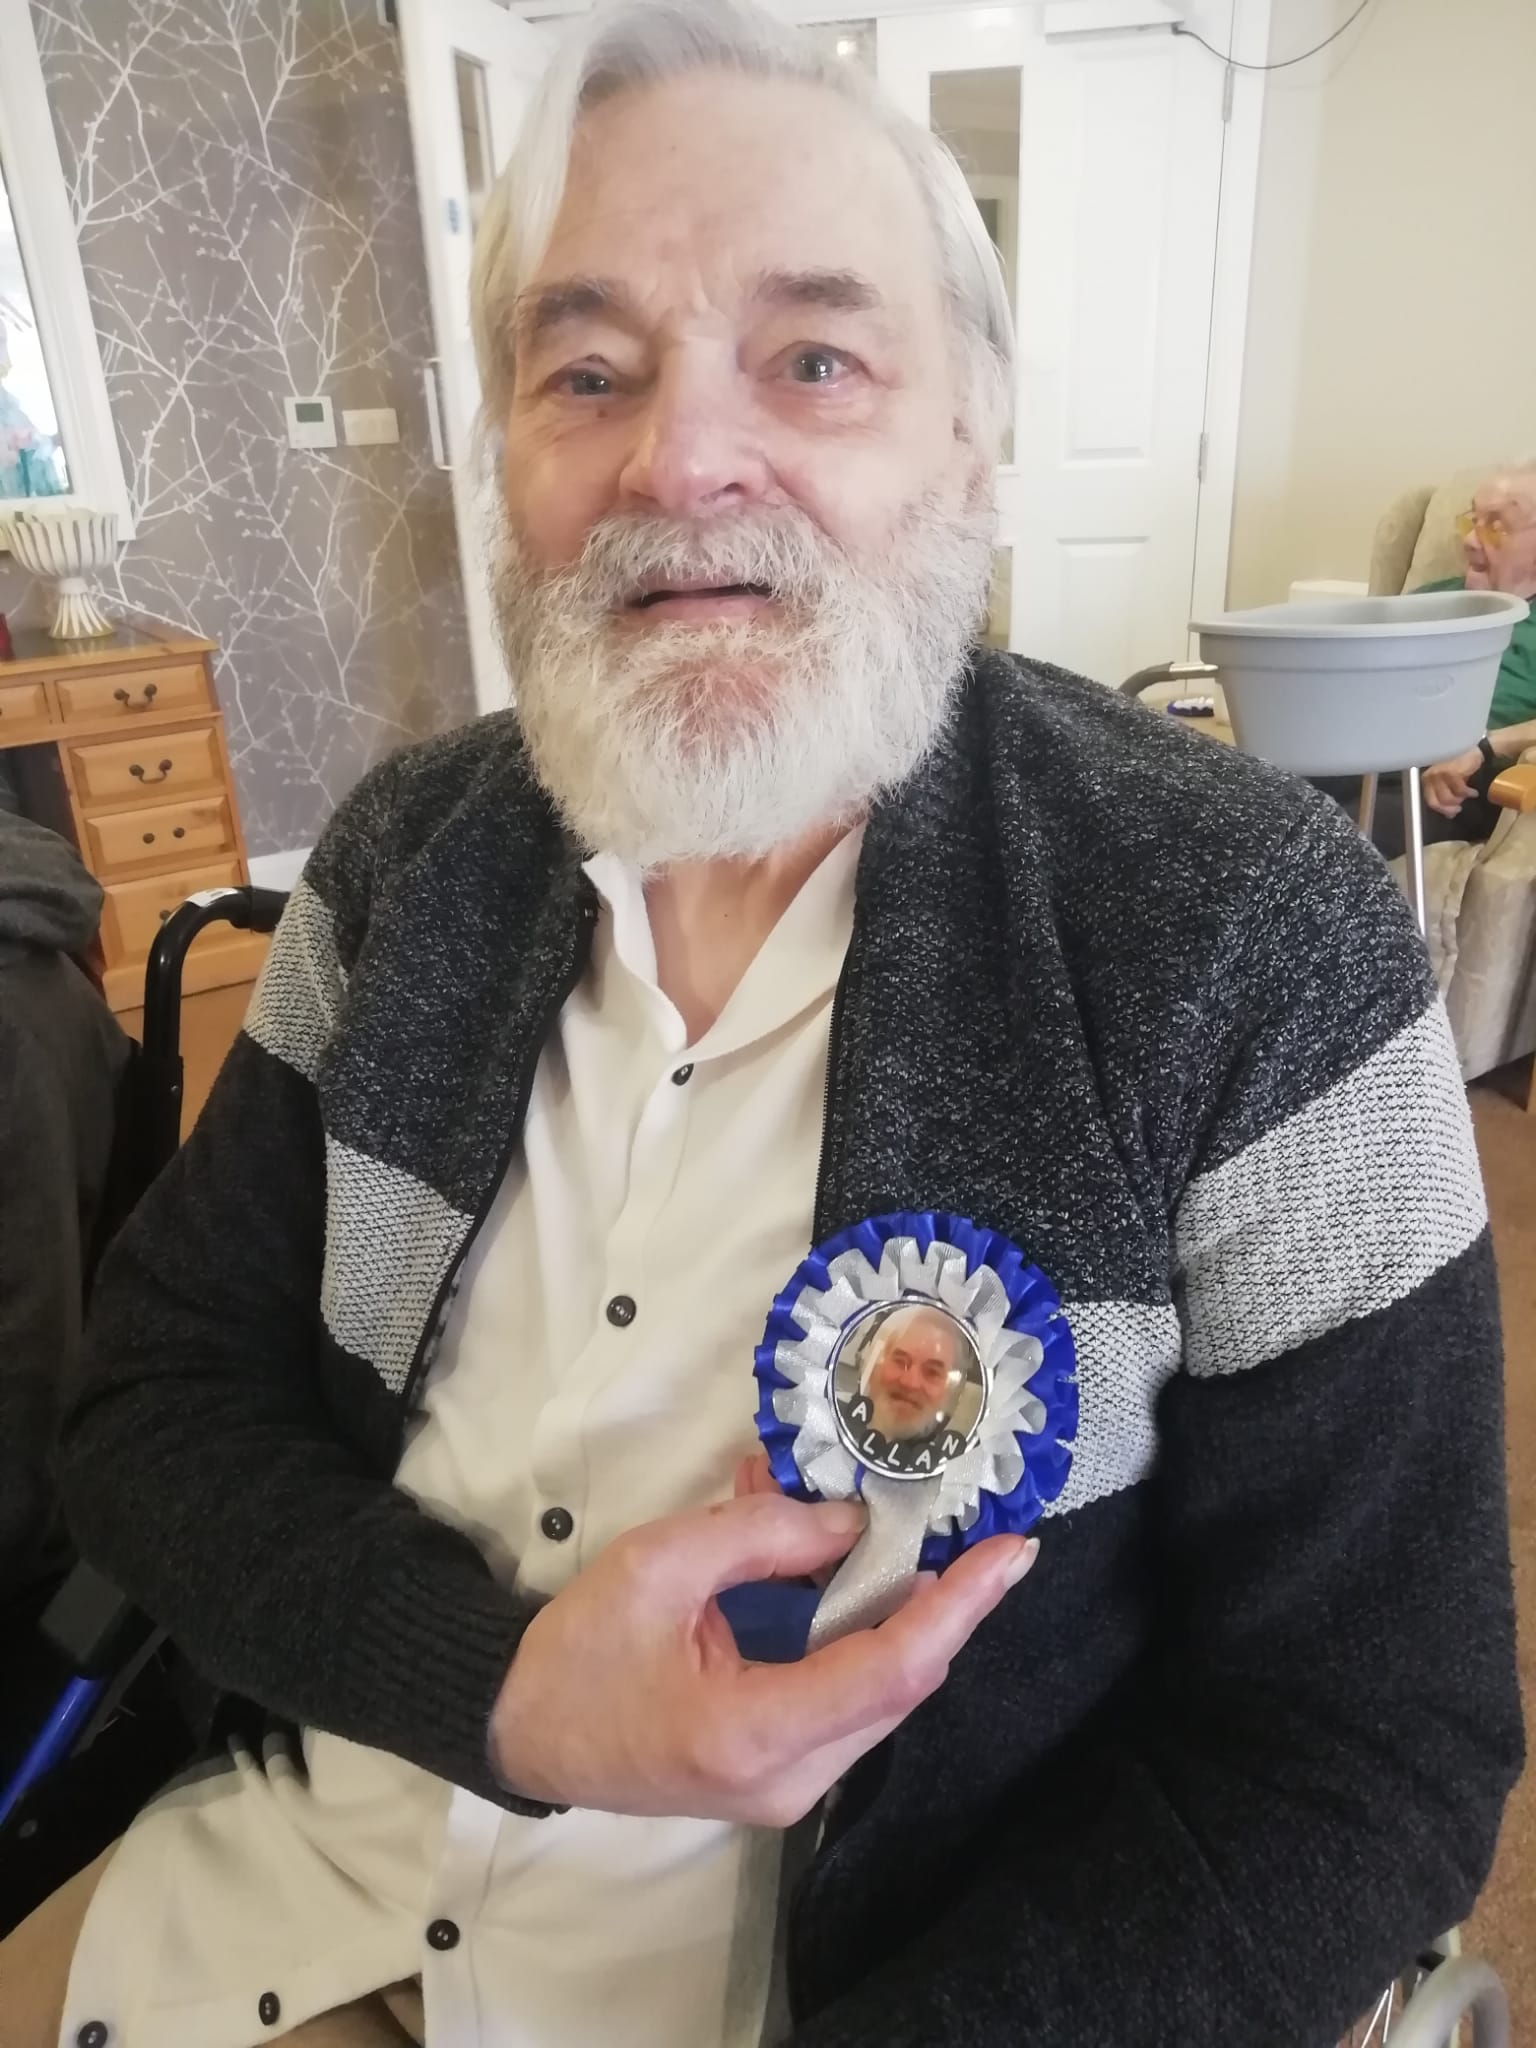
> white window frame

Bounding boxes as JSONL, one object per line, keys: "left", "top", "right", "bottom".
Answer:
{"left": 0, "top": 0, "right": 134, "bottom": 541}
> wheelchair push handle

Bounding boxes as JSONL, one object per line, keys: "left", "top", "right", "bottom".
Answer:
{"left": 135, "top": 884, "right": 288, "bottom": 1179}
{"left": 141, "top": 885, "right": 286, "bottom": 1062}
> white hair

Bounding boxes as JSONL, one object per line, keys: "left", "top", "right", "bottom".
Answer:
{"left": 1481, "top": 462, "right": 1536, "bottom": 502}
{"left": 469, "top": 0, "right": 1015, "bottom": 453}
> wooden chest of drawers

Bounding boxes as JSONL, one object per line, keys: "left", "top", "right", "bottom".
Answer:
{"left": 1, "top": 615, "right": 268, "bottom": 1009}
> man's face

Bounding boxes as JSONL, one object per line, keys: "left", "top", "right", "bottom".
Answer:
{"left": 489, "top": 69, "right": 995, "bottom": 864}
{"left": 503, "top": 69, "right": 973, "bottom": 587}
{"left": 1463, "top": 477, "right": 1536, "bottom": 600}
{"left": 867, "top": 1313, "right": 961, "bottom": 1443}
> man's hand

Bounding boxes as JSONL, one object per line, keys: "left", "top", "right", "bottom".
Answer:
{"left": 488, "top": 1492, "right": 1036, "bottom": 1826}
{"left": 1422, "top": 746, "right": 1483, "bottom": 818}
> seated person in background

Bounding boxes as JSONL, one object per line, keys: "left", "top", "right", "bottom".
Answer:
{"left": 0, "top": 809, "right": 130, "bottom": 1625}
{"left": 1417, "top": 467, "right": 1536, "bottom": 837}
{"left": 1, "top": 4, "right": 1521, "bottom": 2044}
{"left": 1340, "top": 465, "right": 1536, "bottom": 859}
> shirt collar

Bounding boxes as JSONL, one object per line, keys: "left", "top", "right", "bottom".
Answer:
{"left": 581, "top": 826, "right": 863, "bottom": 1061}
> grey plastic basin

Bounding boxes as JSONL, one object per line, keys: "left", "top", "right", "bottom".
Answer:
{"left": 1191, "top": 591, "right": 1529, "bottom": 776}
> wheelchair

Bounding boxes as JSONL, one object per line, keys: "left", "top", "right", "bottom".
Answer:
{"left": 0, "top": 886, "right": 1511, "bottom": 2046}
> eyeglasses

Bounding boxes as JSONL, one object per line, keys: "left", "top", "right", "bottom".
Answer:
{"left": 1456, "top": 510, "right": 1511, "bottom": 549}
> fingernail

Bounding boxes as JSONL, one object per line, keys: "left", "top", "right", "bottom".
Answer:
{"left": 1005, "top": 1538, "right": 1040, "bottom": 1587}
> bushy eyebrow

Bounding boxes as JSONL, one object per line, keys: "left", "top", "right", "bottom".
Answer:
{"left": 514, "top": 267, "right": 888, "bottom": 354}
{"left": 753, "top": 267, "right": 885, "bottom": 315}
{"left": 514, "top": 277, "right": 636, "bottom": 353}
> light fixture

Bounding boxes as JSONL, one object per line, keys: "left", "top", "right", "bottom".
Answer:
{"left": 836, "top": 34, "right": 858, "bottom": 56}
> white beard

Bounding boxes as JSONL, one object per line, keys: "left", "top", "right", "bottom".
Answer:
{"left": 490, "top": 495, "right": 994, "bottom": 867}
{"left": 869, "top": 1394, "right": 949, "bottom": 1443}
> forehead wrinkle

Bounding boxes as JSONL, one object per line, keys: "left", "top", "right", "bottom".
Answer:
{"left": 551, "top": 76, "right": 949, "bottom": 327}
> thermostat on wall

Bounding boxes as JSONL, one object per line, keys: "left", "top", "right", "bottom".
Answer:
{"left": 284, "top": 395, "right": 337, "bottom": 450}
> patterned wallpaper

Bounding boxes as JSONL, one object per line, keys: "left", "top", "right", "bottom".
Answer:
{"left": 0, "top": 0, "right": 475, "bottom": 857}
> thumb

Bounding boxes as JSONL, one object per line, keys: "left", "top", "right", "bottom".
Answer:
{"left": 670, "top": 1492, "right": 867, "bottom": 1600}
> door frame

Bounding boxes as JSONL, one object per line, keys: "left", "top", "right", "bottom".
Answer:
{"left": 498, "top": 0, "right": 1274, "bottom": 625}
{"left": 1189, "top": 0, "right": 1270, "bottom": 630}
{"left": 397, "top": 0, "right": 553, "bottom": 713}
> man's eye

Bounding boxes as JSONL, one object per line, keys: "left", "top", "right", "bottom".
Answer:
{"left": 787, "top": 349, "right": 848, "bottom": 386}
{"left": 555, "top": 367, "right": 615, "bottom": 398}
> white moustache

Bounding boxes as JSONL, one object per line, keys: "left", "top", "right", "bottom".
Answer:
{"left": 565, "top": 509, "right": 846, "bottom": 616}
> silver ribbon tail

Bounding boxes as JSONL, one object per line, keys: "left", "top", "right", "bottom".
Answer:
{"left": 806, "top": 1476, "right": 936, "bottom": 1650}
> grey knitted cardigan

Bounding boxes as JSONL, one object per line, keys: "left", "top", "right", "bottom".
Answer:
{"left": 66, "top": 651, "right": 1522, "bottom": 2047}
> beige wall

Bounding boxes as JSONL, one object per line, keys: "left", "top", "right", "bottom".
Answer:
{"left": 1228, "top": 0, "right": 1536, "bottom": 608}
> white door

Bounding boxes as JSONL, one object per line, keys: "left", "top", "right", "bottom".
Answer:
{"left": 398, "top": 0, "right": 553, "bottom": 713}
{"left": 874, "top": 3, "right": 1232, "bottom": 684}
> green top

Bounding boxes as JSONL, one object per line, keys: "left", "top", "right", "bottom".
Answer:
{"left": 1418, "top": 576, "right": 1536, "bottom": 734}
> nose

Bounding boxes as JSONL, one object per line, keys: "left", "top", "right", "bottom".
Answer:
{"left": 617, "top": 355, "right": 772, "bottom": 521}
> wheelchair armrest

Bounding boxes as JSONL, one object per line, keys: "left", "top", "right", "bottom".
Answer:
{"left": 41, "top": 1561, "right": 158, "bottom": 1679}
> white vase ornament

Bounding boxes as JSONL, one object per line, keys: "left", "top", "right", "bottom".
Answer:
{"left": 0, "top": 507, "right": 120, "bottom": 638}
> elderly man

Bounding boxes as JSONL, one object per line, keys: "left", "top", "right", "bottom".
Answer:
{"left": 0, "top": 2, "right": 1520, "bottom": 2044}
{"left": 1418, "top": 466, "right": 1536, "bottom": 835}
{"left": 858, "top": 1307, "right": 964, "bottom": 1444}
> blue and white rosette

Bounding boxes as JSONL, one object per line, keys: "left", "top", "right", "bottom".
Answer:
{"left": 754, "top": 1211, "right": 1077, "bottom": 1647}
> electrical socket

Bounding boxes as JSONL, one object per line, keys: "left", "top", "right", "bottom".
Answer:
{"left": 343, "top": 407, "right": 401, "bottom": 447}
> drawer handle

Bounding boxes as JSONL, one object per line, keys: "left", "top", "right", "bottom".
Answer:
{"left": 113, "top": 683, "right": 159, "bottom": 712}
{"left": 142, "top": 831, "right": 156, "bottom": 845}
{"left": 173, "top": 826, "right": 186, "bottom": 839}
{"left": 129, "top": 758, "right": 174, "bottom": 785}
{"left": 158, "top": 908, "right": 172, "bottom": 925}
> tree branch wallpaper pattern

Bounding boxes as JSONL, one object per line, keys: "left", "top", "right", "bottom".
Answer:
{"left": 0, "top": 0, "right": 475, "bottom": 856}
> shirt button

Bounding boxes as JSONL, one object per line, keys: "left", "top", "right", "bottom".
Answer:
{"left": 427, "top": 1917, "right": 462, "bottom": 1951}
{"left": 540, "top": 1506, "right": 575, "bottom": 1543}
{"left": 605, "top": 1294, "right": 637, "bottom": 1328}
{"left": 76, "top": 2028, "right": 109, "bottom": 2048}
{"left": 671, "top": 1063, "right": 694, "bottom": 1085}
{"left": 258, "top": 1991, "right": 282, "bottom": 2027}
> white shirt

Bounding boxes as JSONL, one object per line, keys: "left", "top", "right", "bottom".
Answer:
{"left": 62, "top": 830, "right": 860, "bottom": 2048}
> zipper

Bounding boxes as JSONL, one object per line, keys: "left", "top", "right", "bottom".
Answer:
{"left": 399, "top": 885, "right": 599, "bottom": 1414}
{"left": 810, "top": 944, "right": 853, "bottom": 1243}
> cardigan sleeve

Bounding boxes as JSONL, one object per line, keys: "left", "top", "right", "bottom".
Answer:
{"left": 791, "top": 801, "right": 1522, "bottom": 2048}
{"left": 59, "top": 750, "right": 547, "bottom": 1812}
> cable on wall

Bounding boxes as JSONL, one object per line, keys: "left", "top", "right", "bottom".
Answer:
{"left": 1173, "top": 0, "right": 1378, "bottom": 73}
